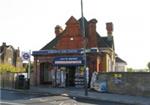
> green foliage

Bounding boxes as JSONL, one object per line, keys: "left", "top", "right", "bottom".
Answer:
{"left": 127, "top": 68, "right": 134, "bottom": 72}
{"left": 24, "top": 62, "right": 34, "bottom": 73}
{"left": 147, "top": 62, "right": 150, "bottom": 70}
{"left": 0, "top": 64, "right": 25, "bottom": 73}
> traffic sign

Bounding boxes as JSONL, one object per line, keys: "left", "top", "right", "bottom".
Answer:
{"left": 22, "top": 52, "right": 30, "bottom": 61}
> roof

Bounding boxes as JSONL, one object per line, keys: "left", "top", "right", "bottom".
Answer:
{"left": 0, "top": 43, "right": 15, "bottom": 53}
{"left": 41, "top": 16, "right": 114, "bottom": 50}
{"left": 116, "top": 57, "right": 127, "bottom": 64}
{"left": 0, "top": 43, "right": 17, "bottom": 63}
{"left": 97, "top": 34, "right": 109, "bottom": 48}
{"left": 41, "top": 17, "right": 88, "bottom": 50}
{"left": 41, "top": 28, "right": 67, "bottom": 50}
{"left": 41, "top": 36, "right": 59, "bottom": 50}
{"left": 101, "top": 36, "right": 114, "bottom": 48}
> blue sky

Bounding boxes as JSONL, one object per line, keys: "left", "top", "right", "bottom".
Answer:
{"left": 0, "top": 0, "right": 150, "bottom": 69}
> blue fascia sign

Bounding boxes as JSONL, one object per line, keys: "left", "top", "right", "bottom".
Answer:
{"left": 32, "top": 48, "right": 99, "bottom": 55}
{"left": 32, "top": 49, "right": 82, "bottom": 55}
{"left": 53, "top": 56, "right": 83, "bottom": 66}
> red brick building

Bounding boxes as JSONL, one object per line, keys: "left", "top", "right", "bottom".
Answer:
{"left": 32, "top": 16, "right": 115, "bottom": 87}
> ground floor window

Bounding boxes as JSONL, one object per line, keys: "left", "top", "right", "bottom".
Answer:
{"left": 55, "top": 66, "right": 84, "bottom": 88}
{"left": 40, "top": 62, "right": 53, "bottom": 84}
{"left": 39, "top": 63, "right": 85, "bottom": 88}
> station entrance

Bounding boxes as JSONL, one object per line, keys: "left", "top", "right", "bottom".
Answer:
{"left": 65, "top": 66, "right": 76, "bottom": 87}
{"left": 55, "top": 66, "right": 84, "bottom": 88}
{"left": 39, "top": 56, "right": 85, "bottom": 88}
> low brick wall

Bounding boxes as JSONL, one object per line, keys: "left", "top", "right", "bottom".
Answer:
{"left": 97, "top": 72, "right": 150, "bottom": 97}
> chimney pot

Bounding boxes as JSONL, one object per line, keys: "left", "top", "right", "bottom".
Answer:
{"left": 2, "top": 42, "right": 6, "bottom": 46}
{"left": 106, "top": 22, "right": 113, "bottom": 36}
{"left": 55, "top": 25, "right": 63, "bottom": 36}
{"left": 89, "top": 19, "right": 97, "bottom": 24}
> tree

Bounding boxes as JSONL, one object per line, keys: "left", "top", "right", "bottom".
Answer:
{"left": 147, "top": 62, "right": 150, "bottom": 71}
{"left": 0, "top": 64, "right": 25, "bottom": 73}
{"left": 23, "top": 62, "right": 34, "bottom": 73}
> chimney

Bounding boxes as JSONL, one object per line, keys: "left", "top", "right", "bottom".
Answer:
{"left": 55, "top": 25, "right": 63, "bottom": 37}
{"left": 88, "top": 19, "right": 97, "bottom": 36}
{"left": 106, "top": 22, "right": 113, "bottom": 36}
{"left": 16, "top": 47, "right": 20, "bottom": 57}
{"left": 2, "top": 42, "right": 6, "bottom": 47}
{"left": 88, "top": 19, "right": 97, "bottom": 47}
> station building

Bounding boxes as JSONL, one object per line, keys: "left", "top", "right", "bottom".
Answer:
{"left": 32, "top": 16, "right": 116, "bottom": 87}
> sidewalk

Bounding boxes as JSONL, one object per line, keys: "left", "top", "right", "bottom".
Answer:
{"left": 28, "top": 86, "right": 150, "bottom": 105}
{"left": 2, "top": 86, "right": 150, "bottom": 105}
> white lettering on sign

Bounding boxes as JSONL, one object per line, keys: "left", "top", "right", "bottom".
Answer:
{"left": 60, "top": 57, "right": 78, "bottom": 61}
{"left": 55, "top": 61, "right": 82, "bottom": 64}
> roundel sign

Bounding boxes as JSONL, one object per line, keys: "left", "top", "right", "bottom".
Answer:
{"left": 22, "top": 52, "right": 30, "bottom": 61}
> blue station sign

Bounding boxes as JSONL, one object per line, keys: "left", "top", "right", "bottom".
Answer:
{"left": 53, "top": 56, "right": 83, "bottom": 66}
{"left": 32, "top": 49, "right": 82, "bottom": 55}
{"left": 32, "top": 48, "right": 99, "bottom": 56}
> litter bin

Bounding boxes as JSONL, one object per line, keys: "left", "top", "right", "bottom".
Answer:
{"left": 15, "top": 74, "right": 30, "bottom": 89}
{"left": 15, "top": 75, "right": 25, "bottom": 89}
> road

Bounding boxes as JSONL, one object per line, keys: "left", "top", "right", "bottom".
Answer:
{"left": 0, "top": 89, "right": 132, "bottom": 105}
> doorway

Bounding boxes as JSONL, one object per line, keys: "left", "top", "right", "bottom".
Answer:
{"left": 66, "top": 66, "right": 76, "bottom": 87}
{"left": 40, "top": 63, "right": 52, "bottom": 84}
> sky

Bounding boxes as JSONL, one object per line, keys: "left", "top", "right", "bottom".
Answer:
{"left": 0, "top": 0, "right": 150, "bottom": 69}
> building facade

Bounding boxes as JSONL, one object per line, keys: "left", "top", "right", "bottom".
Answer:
{"left": 0, "top": 42, "right": 22, "bottom": 67}
{"left": 115, "top": 56, "right": 127, "bottom": 72}
{"left": 32, "top": 16, "right": 116, "bottom": 87}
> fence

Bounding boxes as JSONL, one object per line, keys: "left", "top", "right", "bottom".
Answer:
{"left": 0, "top": 72, "right": 17, "bottom": 89}
{"left": 0, "top": 72, "right": 34, "bottom": 89}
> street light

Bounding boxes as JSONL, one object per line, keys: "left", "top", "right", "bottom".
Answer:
{"left": 81, "top": 0, "right": 88, "bottom": 96}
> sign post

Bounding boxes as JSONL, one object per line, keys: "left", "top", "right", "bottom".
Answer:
{"left": 81, "top": 0, "right": 88, "bottom": 96}
{"left": 22, "top": 51, "right": 31, "bottom": 89}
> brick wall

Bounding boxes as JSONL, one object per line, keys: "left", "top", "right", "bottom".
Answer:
{"left": 56, "top": 16, "right": 98, "bottom": 50}
{"left": 97, "top": 72, "right": 150, "bottom": 97}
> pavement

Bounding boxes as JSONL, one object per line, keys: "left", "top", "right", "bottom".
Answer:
{"left": 1, "top": 86, "right": 150, "bottom": 105}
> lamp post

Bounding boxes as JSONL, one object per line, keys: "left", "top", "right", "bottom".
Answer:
{"left": 81, "top": 0, "right": 88, "bottom": 96}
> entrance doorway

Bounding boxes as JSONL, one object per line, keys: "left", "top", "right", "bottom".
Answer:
{"left": 40, "top": 63, "right": 52, "bottom": 84}
{"left": 66, "top": 66, "right": 76, "bottom": 87}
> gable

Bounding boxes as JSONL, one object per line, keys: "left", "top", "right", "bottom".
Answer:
{"left": 65, "top": 16, "right": 79, "bottom": 26}
{"left": 41, "top": 16, "right": 115, "bottom": 50}
{"left": 64, "top": 16, "right": 81, "bottom": 37}
{"left": 41, "top": 16, "right": 83, "bottom": 50}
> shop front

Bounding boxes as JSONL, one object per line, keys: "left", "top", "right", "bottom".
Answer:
{"left": 53, "top": 56, "right": 85, "bottom": 88}
{"left": 38, "top": 56, "right": 85, "bottom": 88}
{"left": 33, "top": 49, "right": 88, "bottom": 88}
{"left": 53, "top": 66, "right": 85, "bottom": 88}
